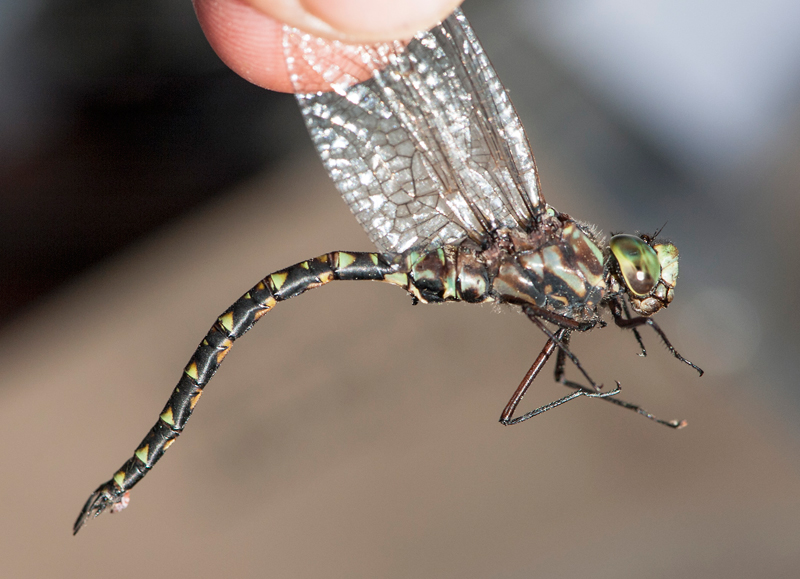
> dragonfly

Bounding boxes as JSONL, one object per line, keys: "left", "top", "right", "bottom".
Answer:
{"left": 74, "top": 8, "right": 702, "bottom": 534}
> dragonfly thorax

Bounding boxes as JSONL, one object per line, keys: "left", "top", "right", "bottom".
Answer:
{"left": 489, "top": 220, "right": 606, "bottom": 327}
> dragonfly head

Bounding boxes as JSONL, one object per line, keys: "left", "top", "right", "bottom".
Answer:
{"left": 608, "top": 234, "right": 679, "bottom": 316}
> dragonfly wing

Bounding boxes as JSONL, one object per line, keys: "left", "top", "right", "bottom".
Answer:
{"left": 284, "top": 9, "right": 544, "bottom": 253}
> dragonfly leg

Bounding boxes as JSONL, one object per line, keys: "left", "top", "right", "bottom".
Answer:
{"left": 499, "top": 329, "right": 619, "bottom": 426}
{"left": 553, "top": 331, "right": 570, "bottom": 383}
{"left": 612, "top": 307, "right": 703, "bottom": 376}
{"left": 526, "top": 315, "right": 602, "bottom": 392}
{"left": 550, "top": 318, "right": 687, "bottom": 428}
{"left": 621, "top": 300, "right": 647, "bottom": 357}
{"left": 558, "top": 377, "right": 687, "bottom": 429}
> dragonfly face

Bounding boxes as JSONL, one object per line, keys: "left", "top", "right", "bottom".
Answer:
{"left": 608, "top": 234, "right": 679, "bottom": 316}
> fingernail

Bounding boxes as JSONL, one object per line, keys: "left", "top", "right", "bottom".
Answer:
{"left": 299, "top": 0, "right": 460, "bottom": 41}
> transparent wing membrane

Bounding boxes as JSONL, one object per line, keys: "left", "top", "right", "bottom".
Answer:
{"left": 284, "top": 9, "right": 544, "bottom": 253}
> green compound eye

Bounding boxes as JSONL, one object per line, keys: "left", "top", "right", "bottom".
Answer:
{"left": 609, "top": 234, "right": 661, "bottom": 297}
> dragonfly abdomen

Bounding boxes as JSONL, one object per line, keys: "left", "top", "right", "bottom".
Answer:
{"left": 402, "top": 246, "right": 493, "bottom": 305}
{"left": 75, "top": 250, "right": 431, "bottom": 533}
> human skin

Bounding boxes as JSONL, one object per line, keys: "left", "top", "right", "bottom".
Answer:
{"left": 192, "top": 0, "right": 462, "bottom": 92}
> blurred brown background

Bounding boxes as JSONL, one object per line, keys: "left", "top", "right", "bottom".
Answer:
{"left": 2, "top": 1, "right": 799, "bottom": 577}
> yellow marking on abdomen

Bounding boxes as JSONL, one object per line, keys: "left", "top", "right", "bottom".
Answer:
{"left": 383, "top": 272, "right": 408, "bottom": 287}
{"left": 218, "top": 312, "right": 234, "bottom": 333}
{"left": 337, "top": 252, "right": 356, "bottom": 268}
{"left": 253, "top": 308, "right": 271, "bottom": 322}
{"left": 215, "top": 338, "right": 234, "bottom": 363}
{"left": 252, "top": 296, "right": 277, "bottom": 323}
{"left": 269, "top": 271, "right": 288, "bottom": 291}
{"left": 189, "top": 391, "right": 202, "bottom": 410}
{"left": 135, "top": 445, "right": 149, "bottom": 463}
{"left": 184, "top": 361, "right": 198, "bottom": 381}
{"left": 160, "top": 407, "right": 175, "bottom": 427}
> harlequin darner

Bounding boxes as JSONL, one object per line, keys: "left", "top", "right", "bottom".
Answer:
{"left": 74, "top": 8, "right": 702, "bottom": 534}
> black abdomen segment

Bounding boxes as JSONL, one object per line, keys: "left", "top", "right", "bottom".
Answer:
{"left": 73, "top": 251, "right": 404, "bottom": 534}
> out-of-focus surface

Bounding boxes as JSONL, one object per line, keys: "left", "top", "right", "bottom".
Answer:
{"left": 2, "top": 1, "right": 800, "bottom": 577}
{"left": 0, "top": 0, "right": 304, "bottom": 320}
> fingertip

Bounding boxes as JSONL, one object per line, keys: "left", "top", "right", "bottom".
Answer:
{"left": 193, "top": 0, "right": 294, "bottom": 92}
{"left": 193, "top": 0, "right": 463, "bottom": 93}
